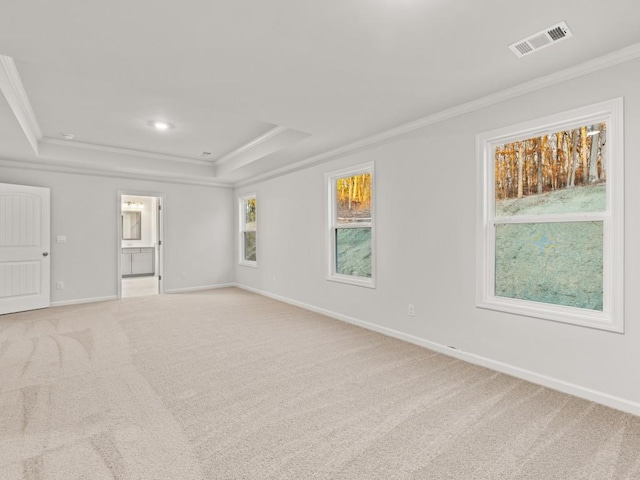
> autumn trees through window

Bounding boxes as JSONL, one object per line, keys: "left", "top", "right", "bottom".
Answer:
{"left": 494, "top": 124, "right": 606, "bottom": 202}
{"left": 477, "top": 99, "right": 624, "bottom": 332}
{"left": 327, "top": 163, "right": 375, "bottom": 288}
{"left": 239, "top": 194, "right": 257, "bottom": 266}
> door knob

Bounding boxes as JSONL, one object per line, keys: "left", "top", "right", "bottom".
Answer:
{"left": 43, "top": 252, "right": 49, "bottom": 257}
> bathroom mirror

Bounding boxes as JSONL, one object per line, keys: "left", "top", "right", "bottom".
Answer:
{"left": 122, "top": 211, "right": 142, "bottom": 240}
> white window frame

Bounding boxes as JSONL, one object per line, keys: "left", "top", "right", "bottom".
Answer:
{"left": 476, "top": 98, "right": 624, "bottom": 332}
{"left": 326, "top": 162, "right": 375, "bottom": 288}
{"left": 239, "top": 193, "right": 257, "bottom": 267}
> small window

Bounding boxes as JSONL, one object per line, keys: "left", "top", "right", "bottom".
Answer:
{"left": 239, "top": 194, "right": 257, "bottom": 266}
{"left": 477, "top": 98, "right": 624, "bottom": 332}
{"left": 327, "top": 163, "right": 375, "bottom": 288}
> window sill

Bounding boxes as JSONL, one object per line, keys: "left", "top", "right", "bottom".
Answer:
{"left": 327, "top": 274, "right": 375, "bottom": 289}
{"left": 476, "top": 296, "right": 622, "bottom": 333}
{"left": 239, "top": 261, "right": 258, "bottom": 268}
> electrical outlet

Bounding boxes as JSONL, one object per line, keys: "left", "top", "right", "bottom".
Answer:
{"left": 56, "top": 281, "right": 64, "bottom": 290}
{"left": 180, "top": 272, "right": 187, "bottom": 280}
{"left": 408, "top": 304, "right": 415, "bottom": 317}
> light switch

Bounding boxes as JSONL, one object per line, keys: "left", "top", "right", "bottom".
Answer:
{"left": 56, "top": 235, "right": 67, "bottom": 243}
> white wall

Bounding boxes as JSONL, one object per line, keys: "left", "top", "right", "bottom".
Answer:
{"left": 0, "top": 167, "right": 235, "bottom": 303}
{"left": 235, "top": 58, "right": 640, "bottom": 412}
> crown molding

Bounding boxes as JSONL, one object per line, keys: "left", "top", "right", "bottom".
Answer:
{"left": 235, "top": 42, "right": 640, "bottom": 187}
{"left": 4, "top": 41, "right": 640, "bottom": 188}
{"left": 0, "top": 157, "right": 233, "bottom": 188}
{"left": 0, "top": 55, "right": 43, "bottom": 155}
{"left": 40, "top": 137, "right": 216, "bottom": 166}
{"left": 214, "top": 126, "right": 287, "bottom": 166}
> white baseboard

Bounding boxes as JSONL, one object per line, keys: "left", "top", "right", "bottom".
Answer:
{"left": 164, "top": 283, "right": 235, "bottom": 294}
{"left": 49, "top": 282, "right": 235, "bottom": 306}
{"left": 235, "top": 284, "right": 640, "bottom": 417}
{"left": 51, "top": 295, "right": 118, "bottom": 307}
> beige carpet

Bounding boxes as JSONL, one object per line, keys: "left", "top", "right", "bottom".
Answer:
{"left": 1, "top": 288, "right": 639, "bottom": 479}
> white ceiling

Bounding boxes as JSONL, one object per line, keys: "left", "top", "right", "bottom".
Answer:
{"left": 1, "top": 0, "right": 639, "bottom": 185}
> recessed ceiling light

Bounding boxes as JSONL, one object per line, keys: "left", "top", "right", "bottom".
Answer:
{"left": 149, "top": 120, "right": 173, "bottom": 131}
{"left": 61, "top": 133, "right": 74, "bottom": 140}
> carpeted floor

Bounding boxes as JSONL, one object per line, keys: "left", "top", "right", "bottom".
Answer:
{"left": 1, "top": 287, "right": 639, "bottom": 479}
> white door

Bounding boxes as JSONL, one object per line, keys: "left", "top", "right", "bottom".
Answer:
{"left": 0, "top": 183, "right": 50, "bottom": 315}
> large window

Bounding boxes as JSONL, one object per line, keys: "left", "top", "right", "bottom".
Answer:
{"left": 239, "top": 194, "right": 257, "bottom": 266}
{"left": 477, "top": 98, "right": 624, "bottom": 332}
{"left": 327, "top": 163, "right": 375, "bottom": 287}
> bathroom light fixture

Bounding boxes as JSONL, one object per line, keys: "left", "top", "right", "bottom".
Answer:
{"left": 122, "top": 201, "right": 144, "bottom": 210}
{"left": 150, "top": 120, "right": 173, "bottom": 131}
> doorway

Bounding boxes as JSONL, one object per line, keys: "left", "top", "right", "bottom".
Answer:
{"left": 118, "top": 192, "right": 164, "bottom": 299}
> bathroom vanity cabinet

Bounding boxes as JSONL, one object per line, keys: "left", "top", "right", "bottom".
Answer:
{"left": 121, "top": 247, "right": 155, "bottom": 276}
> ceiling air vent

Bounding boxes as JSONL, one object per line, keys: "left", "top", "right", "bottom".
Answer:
{"left": 508, "top": 21, "right": 572, "bottom": 58}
